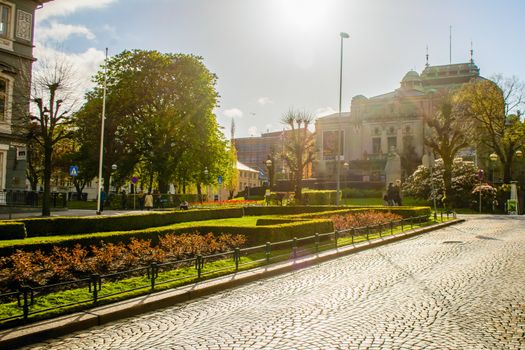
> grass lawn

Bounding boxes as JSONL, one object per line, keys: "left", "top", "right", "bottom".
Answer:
{"left": 0, "top": 216, "right": 272, "bottom": 249}
{"left": 0, "top": 217, "right": 444, "bottom": 326}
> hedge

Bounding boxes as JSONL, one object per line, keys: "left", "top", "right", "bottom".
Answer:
{"left": 302, "top": 190, "right": 339, "bottom": 205}
{"left": 244, "top": 206, "right": 352, "bottom": 216}
{"left": 0, "top": 218, "right": 334, "bottom": 255}
{"left": 293, "top": 206, "right": 431, "bottom": 219}
{"left": 0, "top": 222, "right": 27, "bottom": 240}
{"left": 16, "top": 207, "right": 244, "bottom": 237}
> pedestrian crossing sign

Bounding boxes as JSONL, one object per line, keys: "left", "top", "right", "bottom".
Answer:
{"left": 69, "top": 165, "right": 79, "bottom": 177}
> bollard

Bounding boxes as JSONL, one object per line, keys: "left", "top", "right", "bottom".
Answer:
{"left": 292, "top": 237, "right": 298, "bottom": 260}
{"left": 265, "top": 242, "right": 271, "bottom": 264}
{"left": 315, "top": 233, "right": 320, "bottom": 253}
{"left": 334, "top": 230, "right": 338, "bottom": 248}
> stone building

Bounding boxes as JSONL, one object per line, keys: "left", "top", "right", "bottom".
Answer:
{"left": 315, "top": 60, "right": 484, "bottom": 182}
{"left": 0, "top": 0, "right": 51, "bottom": 191}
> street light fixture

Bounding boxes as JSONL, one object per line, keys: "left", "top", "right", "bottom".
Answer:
{"left": 489, "top": 152, "right": 498, "bottom": 184}
{"left": 336, "top": 31, "right": 349, "bottom": 206}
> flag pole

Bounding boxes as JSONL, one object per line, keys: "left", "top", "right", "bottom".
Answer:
{"left": 96, "top": 48, "right": 108, "bottom": 215}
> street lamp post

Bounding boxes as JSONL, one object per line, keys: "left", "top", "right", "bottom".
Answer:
{"left": 110, "top": 164, "right": 117, "bottom": 192}
{"left": 265, "top": 159, "right": 273, "bottom": 189}
{"left": 489, "top": 152, "right": 498, "bottom": 184}
{"left": 204, "top": 167, "right": 209, "bottom": 202}
{"left": 336, "top": 31, "right": 349, "bottom": 206}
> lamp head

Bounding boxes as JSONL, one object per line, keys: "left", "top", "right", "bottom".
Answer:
{"left": 340, "top": 32, "right": 350, "bottom": 39}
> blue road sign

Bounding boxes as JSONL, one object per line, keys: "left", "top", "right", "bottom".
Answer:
{"left": 69, "top": 165, "right": 79, "bottom": 177}
{"left": 217, "top": 175, "right": 223, "bottom": 184}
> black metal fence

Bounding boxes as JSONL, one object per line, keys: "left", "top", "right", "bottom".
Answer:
{"left": 0, "top": 191, "right": 67, "bottom": 208}
{"left": 0, "top": 213, "right": 452, "bottom": 326}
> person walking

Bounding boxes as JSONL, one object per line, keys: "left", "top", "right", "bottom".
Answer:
{"left": 138, "top": 190, "right": 145, "bottom": 210}
{"left": 120, "top": 190, "right": 127, "bottom": 210}
{"left": 100, "top": 190, "right": 106, "bottom": 212}
{"left": 144, "top": 192, "right": 154, "bottom": 211}
{"left": 387, "top": 183, "right": 396, "bottom": 206}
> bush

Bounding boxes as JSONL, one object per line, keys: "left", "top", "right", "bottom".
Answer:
{"left": 290, "top": 206, "right": 431, "bottom": 219}
{"left": 302, "top": 190, "right": 339, "bottom": 205}
{"left": 471, "top": 184, "right": 497, "bottom": 212}
{"left": 329, "top": 211, "right": 403, "bottom": 230}
{"left": 0, "top": 222, "right": 27, "bottom": 240}
{"left": 17, "top": 208, "right": 244, "bottom": 237}
{"left": 341, "top": 188, "right": 383, "bottom": 199}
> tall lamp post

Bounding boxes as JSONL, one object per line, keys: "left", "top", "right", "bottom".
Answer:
{"left": 265, "top": 159, "right": 273, "bottom": 189}
{"left": 203, "top": 167, "right": 209, "bottom": 202}
{"left": 336, "top": 31, "right": 350, "bottom": 206}
{"left": 489, "top": 152, "right": 498, "bottom": 184}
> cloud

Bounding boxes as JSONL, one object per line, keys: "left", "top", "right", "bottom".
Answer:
{"left": 37, "top": 0, "right": 118, "bottom": 22}
{"left": 314, "top": 106, "right": 337, "bottom": 118}
{"left": 257, "top": 97, "right": 274, "bottom": 105}
{"left": 222, "top": 108, "right": 243, "bottom": 119}
{"left": 37, "top": 22, "right": 95, "bottom": 42}
{"left": 248, "top": 126, "right": 259, "bottom": 137}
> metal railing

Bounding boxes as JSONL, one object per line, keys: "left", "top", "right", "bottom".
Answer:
{"left": 0, "top": 214, "right": 445, "bottom": 326}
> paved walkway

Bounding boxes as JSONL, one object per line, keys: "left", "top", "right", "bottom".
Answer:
{"left": 25, "top": 215, "right": 525, "bottom": 349}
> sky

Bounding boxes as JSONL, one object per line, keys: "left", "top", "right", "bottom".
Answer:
{"left": 35, "top": 0, "right": 525, "bottom": 138}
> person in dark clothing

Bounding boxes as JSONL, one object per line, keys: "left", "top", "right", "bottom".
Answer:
{"left": 387, "top": 183, "right": 396, "bottom": 206}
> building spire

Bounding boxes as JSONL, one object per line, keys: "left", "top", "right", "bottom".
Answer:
{"left": 425, "top": 45, "right": 429, "bottom": 67}
{"left": 449, "top": 25, "right": 452, "bottom": 64}
{"left": 470, "top": 40, "right": 474, "bottom": 63}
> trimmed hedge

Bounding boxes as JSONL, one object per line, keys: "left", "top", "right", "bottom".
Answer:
{"left": 244, "top": 206, "right": 351, "bottom": 216}
{"left": 293, "top": 206, "right": 431, "bottom": 219}
{"left": 0, "top": 218, "right": 334, "bottom": 255}
{"left": 302, "top": 190, "right": 339, "bottom": 205}
{"left": 16, "top": 207, "right": 244, "bottom": 237}
{"left": 0, "top": 222, "right": 27, "bottom": 240}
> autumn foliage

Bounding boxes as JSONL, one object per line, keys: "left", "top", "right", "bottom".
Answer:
{"left": 0, "top": 233, "right": 246, "bottom": 291}
{"left": 328, "top": 211, "right": 403, "bottom": 231}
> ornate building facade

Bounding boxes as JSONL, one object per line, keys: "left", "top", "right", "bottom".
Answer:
{"left": 0, "top": 0, "right": 51, "bottom": 191}
{"left": 315, "top": 61, "right": 483, "bottom": 182}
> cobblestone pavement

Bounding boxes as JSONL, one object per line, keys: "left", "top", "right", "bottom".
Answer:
{"left": 27, "top": 216, "right": 525, "bottom": 349}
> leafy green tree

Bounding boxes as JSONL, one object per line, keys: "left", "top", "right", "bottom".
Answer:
{"left": 280, "top": 109, "right": 316, "bottom": 203}
{"left": 456, "top": 75, "right": 525, "bottom": 183}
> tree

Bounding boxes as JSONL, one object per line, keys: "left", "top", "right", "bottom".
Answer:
{"left": 76, "top": 49, "right": 221, "bottom": 193}
{"left": 29, "top": 59, "right": 76, "bottom": 216}
{"left": 280, "top": 109, "right": 316, "bottom": 203}
{"left": 456, "top": 75, "right": 525, "bottom": 183}
{"left": 425, "top": 92, "right": 473, "bottom": 206}
{"left": 403, "top": 159, "right": 478, "bottom": 208}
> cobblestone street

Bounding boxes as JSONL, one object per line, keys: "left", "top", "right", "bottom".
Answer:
{"left": 27, "top": 216, "right": 525, "bottom": 349}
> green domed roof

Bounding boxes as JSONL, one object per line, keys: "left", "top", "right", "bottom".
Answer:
{"left": 402, "top": 70, "right": 421, "bottom": 82}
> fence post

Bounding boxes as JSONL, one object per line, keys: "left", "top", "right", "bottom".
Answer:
{"left": 390, "top": 221, "right": 393, "bottom": 235}
{"left": 292, "top": 237, "right": 298, "bottom": 260}
{"left": 315, "top": 233, "right": 319, "bottom": 253}
{"left": 401, "top": 219, "right": 404, "bottom": 232}
{"left": 351, "top": 228, "right": 355, "bottom": 244}
{"left": 441, "top": 211, "right": 443, "bottom": 222}
{"left": 195, "top": 254, "right": 203, "bottom": 278}
{"left": 379, "top": 223, "right": 382, "bottom": 238}
{"left": 22, "top": 286, "right": 31, "bottom": 321}
{"left": 150, "top": 262, "right": 158, "bottom": 290}
{"left": 234, "top": 248, "right": 240, "bottom": 271}
{"left": 265, "top": 242, "right": 271, "bottom": 264}
{"left": 410, "top": 217, "right": 413, "bottom": 229}
{"left": 91, "top": 274, "right": 100, "bottom": 304}
{"left": 334, "top": 230, "right": 338, "bottom": 248}
{"left": 366, "top": 226, "right": 370, "bottom": 241}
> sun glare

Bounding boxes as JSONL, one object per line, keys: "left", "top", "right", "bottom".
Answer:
{"left": 279, "top": 0, "right": 329, "bottom": 32}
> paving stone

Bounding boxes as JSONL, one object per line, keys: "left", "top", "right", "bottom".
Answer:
{"left": 24, "top": 215, "right": 525, "bottom": 349}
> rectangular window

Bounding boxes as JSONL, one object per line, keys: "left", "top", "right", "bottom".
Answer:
{"left": 372, "top": 137, "right": 381, "bottom": 154}
{"left": 387, "top": 136, "right": 397, "bottom": 152}
{"left": 323, "top": 130, "right": 344, "bottom": 160}
{"left": 0, "top": 78, "right": 6, "bottom": 121}
{"left": 0, "top": 5, "right": 10, "bottom": 38}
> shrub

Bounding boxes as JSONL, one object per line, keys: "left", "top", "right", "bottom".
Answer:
{"left": 302, "top": 190, "right": 339, "bottom": 205}
{"left": 0, "top": 222, "right": 27, "bottom": 240}
{"left": 341, "top": 188, "right": 383, "bottom": 199}
{"left": 471, "top": 184, "right": 497, "bottom": 212}
{"left": 329, "top": 211, "right": 403, "bottom": 230}
{"left": 17, "top": 207, "right": 244, "bottom": 237}
{"left": 0, "top": 233, "right": 246, "bottom": 291}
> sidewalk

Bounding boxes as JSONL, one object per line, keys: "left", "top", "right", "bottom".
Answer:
{"left": 0, "top": 218, "right": 464, "bottom": 349}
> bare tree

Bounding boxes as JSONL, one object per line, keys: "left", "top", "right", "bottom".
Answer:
{"left": 29, "top": 57, "right": 78, "bottom": 216}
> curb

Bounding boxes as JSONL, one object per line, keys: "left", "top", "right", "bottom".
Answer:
{"left": 0, "top": 218, "right": 464, "bottom": 349}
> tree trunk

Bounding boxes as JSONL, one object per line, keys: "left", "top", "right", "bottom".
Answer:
{"left": 42, "top": 145, "right": 52, "bottom": 216}
{"left": 197, "top": 183, "right": 202, "bottom": 203}
{"left": 503, "top": 161, "right": 512, "bottom": 184}
{"left": 443, "top": 162, "right": 453, "bottom": 209}
{"left": 158, "top": 177, "right": 169, "bottom": 193}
